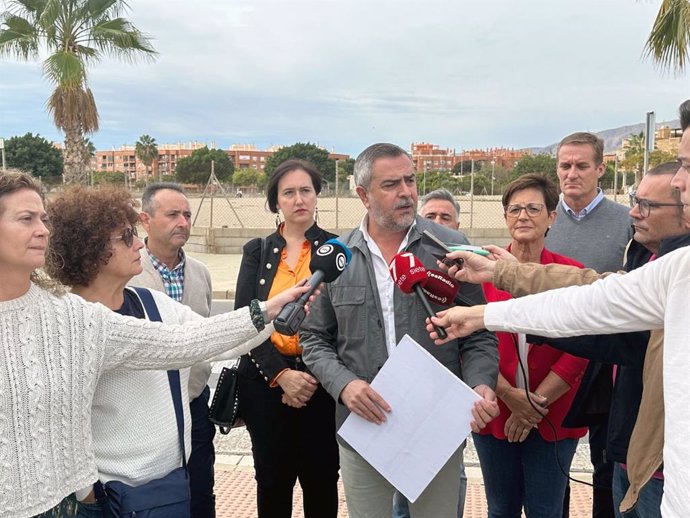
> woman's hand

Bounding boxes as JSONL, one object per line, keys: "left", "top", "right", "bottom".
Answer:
{"left": 443, "top": 246, "right": 517, "bottom": 284}
{"left": 276, "top": 369, "right": 318, "bottom": 406}
{"left": 427, "top": 306, "right": 487, "bottom": 344}
{"left": 500, "top": 386, "right": 548, "bottom": 427}
{"left": 282, "top": 393, "right": 305, "bottom": 408}
{"left": 504, "top": 414, "right": 533, "bottom": 443}
{"left": 264, "top": 279, "right": 320, "bottom": 321}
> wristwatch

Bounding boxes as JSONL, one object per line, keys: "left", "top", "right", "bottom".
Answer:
{"left": 259, "top": 300, "right": 269, "bottom": 323}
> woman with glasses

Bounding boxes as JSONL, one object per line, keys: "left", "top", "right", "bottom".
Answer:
{"left": 44, "top": 184, "right": 313, "bottom": 517}
{"left": 473, "top": 174, "right": 589, "bottom": 518}
{"left": 0, "top": 173, "right": 309, "bottom": 518}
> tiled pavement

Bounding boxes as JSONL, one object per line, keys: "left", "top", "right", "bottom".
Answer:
{"left": 213, "top": 429, "right": 595, "bottom": 518}
{"left": 213, "top": 463, "right": 594, "bottom": 518}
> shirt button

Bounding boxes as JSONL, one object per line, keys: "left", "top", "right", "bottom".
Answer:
{"left": 266, "top": 263, "right": 272, "bottom": 269}
{"left": 315, "top": 241, "right": 319, "bottom": 246}
{"left": 273, "top": 247, "right": 279, "bottom": 253}
{"left": 259, "top": 279, "right": 266, "bottom": 285}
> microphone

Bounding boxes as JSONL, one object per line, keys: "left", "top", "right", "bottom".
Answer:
{"left": 389, "top": 252, "right": 447, "bottom": 340}
{"left": 273, "top": 239, "right": 352, "bottom": 336}
{"left": 422, "top": 269, "right": 459, "bottom": 307}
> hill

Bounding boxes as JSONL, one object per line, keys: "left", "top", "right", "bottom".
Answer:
{"left": 531, "top": 119, "right": 679, "bottom": 155}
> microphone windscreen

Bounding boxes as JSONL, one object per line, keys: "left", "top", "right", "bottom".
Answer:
{"left": 309, "top": 239, "right": 351, "bottom": 283}
{"left": 422, "top": 269, "right": 459, "bottom": 307}
{"left": 389, "top": 253, "right": 428, "bottom": 294}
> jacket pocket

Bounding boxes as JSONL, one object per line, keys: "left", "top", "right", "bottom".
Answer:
{"left": 330, "top": 285, "right": 369, "bottom": 376}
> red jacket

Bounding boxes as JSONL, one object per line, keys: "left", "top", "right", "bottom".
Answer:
{"left": 481, "top": 247, "right": 589, "bottom": 442}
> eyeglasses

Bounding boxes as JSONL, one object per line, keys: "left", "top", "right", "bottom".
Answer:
{"left": 504, "top": 203, "right": 545, "bottom": 218}
{"left": 111, "top": 226, "right": 138, "bottom": 248}
{"left": 629, "top": 195, "right": 683, "bottom": 218}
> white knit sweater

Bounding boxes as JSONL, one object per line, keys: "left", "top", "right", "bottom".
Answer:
{"left": 484, "top": 246, "right": 690, "bottom": 518}
{"left": 0, "top": 283, "right": 269, "bottom": 518}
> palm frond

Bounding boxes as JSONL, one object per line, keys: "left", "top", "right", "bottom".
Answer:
{"left": 42, "top": 50, "right": 86, "bottom": 86}
{"left": 84, "top": 0, "right": 121, "bottom": 19}
{"left": 644, "top": 0, "right": 690, "bottom": 73}
{"left": 91, "top": 17, "right": 157, "bottom": 60}
{"left": 0, "top": 13, "right": 39, "bottom": 59}
{"left": 37, "top": 0, "right": 62, "bottom": 33}
{"left": 47, "top": 84, "right": 99, "bottom": 133}
{"left": 5, "top": 0, "right": 47, "bottom": 18}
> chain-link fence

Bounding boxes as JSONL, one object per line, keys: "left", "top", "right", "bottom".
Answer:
{"left": 186, "top": 192, "right": 631, "bottom": 236}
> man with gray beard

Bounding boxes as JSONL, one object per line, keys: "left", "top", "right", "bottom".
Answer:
{"left": 300, "top": 143, "right": 499, "bottom": 518}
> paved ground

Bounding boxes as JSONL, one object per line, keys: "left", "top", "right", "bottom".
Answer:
{"left": 213, "top": 463, "right": 595, "bottom": 518}
{"left": 212, "top": 435, "right": 596, "bottom": 518}
{"left": 191, "top": 249, "right": 599, "bottom": 517}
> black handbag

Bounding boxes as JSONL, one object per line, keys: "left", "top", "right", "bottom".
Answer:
{"left": 208, "top": 237, "right": 267, "bottom": 434}
{"left": 208, "top": 359, "right": 244, "bottom": 434}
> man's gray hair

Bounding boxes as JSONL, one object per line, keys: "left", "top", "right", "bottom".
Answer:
{"left": 354, "top": 143, "right": 411, "bottom": 189}
{"left": 141, "top": 182, "right": 188, "bottom": 214}
{"left": 421, "top": 188, "right": 460, "bottom": 217}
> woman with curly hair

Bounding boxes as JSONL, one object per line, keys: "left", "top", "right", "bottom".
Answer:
{"left": 0, "top": 173, "right": 310, "bottom": 518}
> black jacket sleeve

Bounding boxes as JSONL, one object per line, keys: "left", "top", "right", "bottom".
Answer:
{"left": 526, "top": 331, "right": 649, "bottom": 366}
{"left": 234, "top": 237, "right": 292, "bottom": 385}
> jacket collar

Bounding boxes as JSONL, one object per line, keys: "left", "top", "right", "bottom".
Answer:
{"left": 269, "top": 222, "right": 325, "bottom": 248}
{"left": 347, "top": 215, "right": 424, "bottom": 255}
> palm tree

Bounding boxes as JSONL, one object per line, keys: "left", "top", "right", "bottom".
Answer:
{"left": 0, "top": 0, "right": 156, "bottom": 184}
{"left": 645, "top": 0, "right": 690, "bottom": 73}
{"left": 135, "top": 134, "right": 158, "bottom": 182}
{"left": 622, "top": 132, "right": 646, "bottom": 185}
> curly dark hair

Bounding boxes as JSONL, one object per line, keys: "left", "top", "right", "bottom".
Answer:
{"left": 46, "top": 185, "right": 139, "bottom": 287}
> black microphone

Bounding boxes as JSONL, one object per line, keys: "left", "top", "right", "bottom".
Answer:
{"left": 389, "top": 252, "right": 447, "bottom": 340}
{"left": 273, "top": 239, "right": 352, "bottom": 336}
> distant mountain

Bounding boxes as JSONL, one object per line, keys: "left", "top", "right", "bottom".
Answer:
{"left": 530, "top": 119, "right": 680, "bottom": 155}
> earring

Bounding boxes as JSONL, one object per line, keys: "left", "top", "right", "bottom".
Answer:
{"left": 275, "top": 212, "right": 282, "bottom": 228}
{"left": 315, "top": 207, "right": 319, "bottom": 224}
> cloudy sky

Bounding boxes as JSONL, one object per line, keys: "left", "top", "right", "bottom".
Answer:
{"left": 1, "top": 0, "right": 689, "bottom": 155}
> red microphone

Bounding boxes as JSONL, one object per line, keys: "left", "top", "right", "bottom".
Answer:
{"left": 389, "top": 253, "right": 447, "bottom": 340}
{"left": 422, "top": 269, "right": 459, "bottom": 307}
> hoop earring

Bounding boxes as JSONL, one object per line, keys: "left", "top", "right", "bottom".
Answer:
{"left": 315, "top": 207, "right": 319, "bottom": 224}
{"left": 275, "top": 212, "right": 282, "bottom": 228}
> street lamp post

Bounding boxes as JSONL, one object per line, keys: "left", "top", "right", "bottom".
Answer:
{"left": 0, "top": 138, "right": 6, "bottom": 171}
{"left": 490, "top": 159, "right": 496, "bottom": 196}
{"left": 335, "top": 159, "right": 339, "bottom": 231}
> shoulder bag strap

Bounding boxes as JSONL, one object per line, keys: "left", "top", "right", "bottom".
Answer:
{"left": 129, "top": 287, "right": 187, "bottom": 471}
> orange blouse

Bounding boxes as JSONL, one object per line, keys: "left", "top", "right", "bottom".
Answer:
{"left": 267, "top": 238, "right": 312, "bottom": 357}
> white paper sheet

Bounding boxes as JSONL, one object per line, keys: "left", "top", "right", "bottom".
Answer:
{"left": 338, "top": 334, "right": 481, "bottom": 503}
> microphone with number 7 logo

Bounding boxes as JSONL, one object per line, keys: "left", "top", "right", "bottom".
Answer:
{"left": 388, "top": 252, "right": 447, "bottom": 340}
{"left": 273, "top": 239, "right": 352, "bottom": 336}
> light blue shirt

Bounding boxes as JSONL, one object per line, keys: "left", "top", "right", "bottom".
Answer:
{"left": 561, "top": 188, "right": 605, "bottom": 221}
